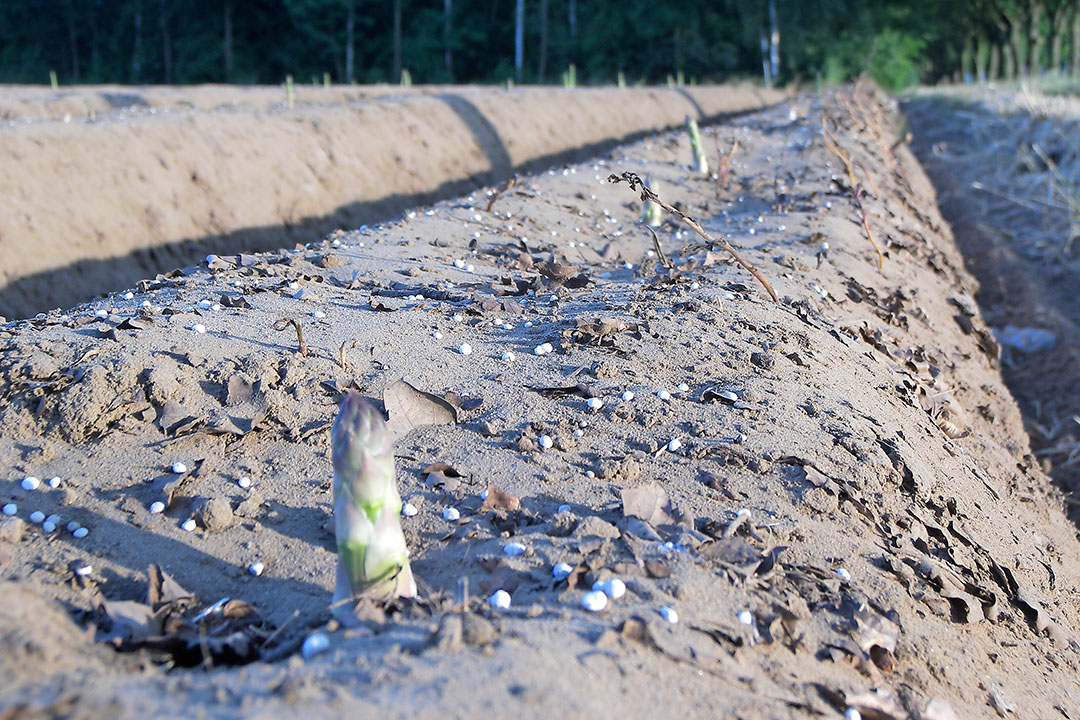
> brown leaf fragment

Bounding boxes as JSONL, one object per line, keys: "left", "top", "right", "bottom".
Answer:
{"left": 100, "top": 601, "right": 164, "bottom": 646}
{"left": 226, "top": 375, "right": 255, "bottom": 406}
{"left": 424, "top": 464, "right": 462, "bottom": 493}
{"left": 480, "top": 484, "right": 520, "bottom": 511}
{"left": 853, "top": 605, "right": 900, "bottom": 672}
{"left": 621, "top": 483, "right": 675, "bottom": 527}
{"left": 384, "top": 381, "right": 458, "bottom": 439}
{"left": 147, "top": 564, "right": 192, "bottom": 607}
{"left": 644, "top": 560, "right": 672, "bottom": 579}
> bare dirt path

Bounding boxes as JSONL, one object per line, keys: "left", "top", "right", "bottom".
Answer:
{"left": 0, "top": 87, "right": 1077, "bottom": 719}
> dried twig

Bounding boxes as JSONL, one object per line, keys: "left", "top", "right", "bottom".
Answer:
{"left": 338, "top": 339, "right": 358, "bottom": 370}
{"left": 608, "top": 172, "right": 777, "bottom": 302}
{"left": 641, "top": 225, "right": 673, "bottom": 269}
{"left": 273, "top": 318, "right": 308, "bottom": 357}
{"left": 714, "top": 137, "right": 739, "bottom": 200}
{"left": 822, "top": 119, "right": 884, "bottom": 268}
{"left": 486, "top": 176, "right": 518, "bottom": 213}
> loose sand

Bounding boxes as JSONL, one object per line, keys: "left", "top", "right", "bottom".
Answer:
{"left": 0, "top": 84, "right": 779, "bottom": 320}
{"left": 0, "top": 84, "right": 1077, "bottom": 719}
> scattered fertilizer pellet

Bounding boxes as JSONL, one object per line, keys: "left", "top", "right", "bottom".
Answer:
{"left": 66, "top": 521, "right": 80, "bottom": 533}
{"left": 302, "top": 633, "right": 331, "bottom": 660}
{"left": 538, "top": 435, "right": 554, "bottom": 449}
{"left": 313, "top": 310, "right": 326, "bottom": 319}
{"left": 48, "top": 477, "right": 61, "bottom": 488}
{"left": 73, "top": 564, "right": 92, "bottom": 576}
{"left": 844, "top": 709, "right": 862, "bottom": 720}
{"left": 659, "top": 606, "right": 679, "bottom": 624}
{"left": 248, "top": 562, "right": 265, "bottom": 576}
{"left": 579, "top": 420, "right": 588, "bottom": 428}
{"left": 197, "top": 299, "right": 212, "bottom": 309}
{"left": 533, "top": 343, "right": 550, "bottom": 355}
{"left": 433, "top": 331, "right": 443, "bottom": 340}
{"left": 42, "top": 521, "right": 57, "bottom": 533}
{"left": 72, "top": 527, "right": 89, "bottom": 539}
{"left": 690, "top": 282, "right": 700, "bottom": 290}
{"left": 573, "top": 429, "right": 584, "bottom": 437}
{"left": 621, "top": 391, "right": 635, "bottom": 402}
{"left": 593, "top": 578, "right": 626, "bottom": 600}
{"left": 737, "top": 610, "right": 754, "bottom": 625}
{"left": 502, "top": 351, "right": 515, "bottom": 362}
{"left": 2, "top": 503, "right": 16, "bottom": 516}
{"left": 557, "top": 504, "right": 571, "bottom": 514}
{"left": 192, "top": 323, "right": 206, "bottom": 334}
{"left": 504, "top": 542, "right": 527, "bottom": 557}
{"left": 181, "top": 519, "right": 197, "bottom": 532}
{"left": 95, "top": 309, "right": 109, "bottom": 318}
{"left": 587, "top": 397, "right": 604, "bottom": 410}
{"left": 237, "top": 476, "right": 252, "bottom": 489}
{"left": 21, "top": 476, "right": 40, "bottom": 491}
{"left": 29, "top": 511, "right": 45, "bottom": 524}
{"left": 836, "top": 568, "right": 852, "bottom": 582}
{"left": 677, "top": 383, "right": 690, "bottom": 392}
{"left": 488, "top": 590, "right": 512, "bottom": 609}
{"left": 124, "top": 291, "right": 135, "bottom": 300}
{"left": 667, "top": 439, "right": 683, "bottom": 452}
{"left": 524, "top": 321, "right": 533, "bottom": 328}
{"left": 149, "top": 501, "right": 166, "bottom": 514}
{"left": 458, "top": 343, "right": 473, "bottom": 356}
{"left": 45, "top": 514, "right": 60, "bottom": 525}
{"left": 581, "top": 590, "right": 608, "bottom": 613}
{"left": 552, "top": 562, "right": 573, "bottom": 581}
{"left": 657, "top": 390, "right": 671, "bottom": 401}
{"left": 442, "top": 507, "right": 460, "bottom": 522}
{"left": 453, "top": 258, "right": 466, "bottom": 268}
{"left": 171, "top": 462, "right": 188, "bottom": 474}
{"left": 480, "top": 489, "right": 489, "bottom": 500}
{"left": 401, "top": 503, "right": 418, "bottom": 517}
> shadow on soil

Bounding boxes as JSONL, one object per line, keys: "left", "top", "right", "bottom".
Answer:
{"left": 0, "top": 95, "right": 768, "bottom": 320}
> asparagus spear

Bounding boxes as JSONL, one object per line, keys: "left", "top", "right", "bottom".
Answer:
{"left": 332, "top": 390, "right": 416, "bottom": 611}
{"left": 686, "top": 115, "right": 709, "bottom": 175}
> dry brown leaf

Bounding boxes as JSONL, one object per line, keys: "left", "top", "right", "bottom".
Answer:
{"left": 384, "top": 381, "right": 458, "bottom": 440}
{"left": 480, "top": 484, "right": 520, "bottom": 511}
{"left": 621, "top": 483, "right": 675, "bottom": 527}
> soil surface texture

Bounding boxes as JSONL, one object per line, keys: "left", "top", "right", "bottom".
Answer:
{"left": 0, "top": 85, "right": 1078, "bottom": 719}
{"left": 905, "top": 90, "right": 1080, "bottom": 528}
{"left": 0, "top": 84, "right": 779, "bottom": 320}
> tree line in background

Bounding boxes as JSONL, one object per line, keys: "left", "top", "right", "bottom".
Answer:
{"left": 1, "top": 0, "right": 1079, "bottom": 91}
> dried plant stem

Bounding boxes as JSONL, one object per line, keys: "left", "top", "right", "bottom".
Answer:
{"left": 338, "top": 339, "right": 358, "bottom": 370}
{"left": 273, "top": 318, "right": 308, "bottom": 357}
{"left": 609, "top": 172, "right": 777, "bottom": 302}
{"left": 714, "top": 137, "right": 739, "bottom": 200}
{"left": 485, "top": 176, "right": 518, "bottom": 213}
{"left": 642, "top": 225, "right": 673, "bottom": 269}
{"left": 822, "top": 120, "right": 884, "bottom": 269}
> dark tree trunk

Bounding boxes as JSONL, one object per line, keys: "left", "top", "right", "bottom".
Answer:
{"left": 132, "top": 0, "right": 143, "bottom": 82}
{"left": 538, "top": 0, "right": 548, "bottom": 83}
{"left": 768, "top": 0, "right": 779, "bottom": 80}
{"left": 515, "top": 0, "right": 524, "bottom": 83}
{"left": 65, "top": 0, "right": 80, "bottom": 81}
{"left": 158, "top": 0, "right": 172, "bottom": 84}
{"left": 444, "top": 0, "right": 452, "bottom": 80}
{"left": 1029, "top": 1, "right": 1045, "bottom": 74}
{"left": 1073, "top": 5, "right": 1080, "bottom": 76}
{"left": 345, "top": 0, "right": 355, "bottom": 82}
{"left": 393, "top": 0, "right": 402, "bottom": 82}
{"left": 224, "top": 0, "right": 234, "bottom": 82}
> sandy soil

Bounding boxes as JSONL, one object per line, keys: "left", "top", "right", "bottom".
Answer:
{"left": 1, "top": 85, "right": 1078, "bottom": 719}
{"left": 0, "top": 83, "right": 780, "bottom": 320}
{"left": 905, "top": 89, "right": 1080, "bottom": 526}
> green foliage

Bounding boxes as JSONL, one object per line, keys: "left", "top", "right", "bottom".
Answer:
{"left": 1, "top": 1, "right": 1075, "bottom": 90}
